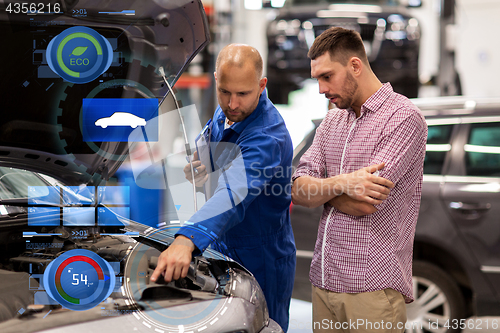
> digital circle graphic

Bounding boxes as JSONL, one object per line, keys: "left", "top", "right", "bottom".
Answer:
{"left": 122, "top": 226, "right": 233, "bottom": 332}
{"left": 43, "top": 249, "right": 116, "bottom": 311}
{"left": 46, "top": 26, "right": 113, "bottom": 84}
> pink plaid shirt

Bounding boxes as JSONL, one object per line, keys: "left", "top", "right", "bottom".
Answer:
{"left": 293, "top": 83, "right": 427, "bottom": 302}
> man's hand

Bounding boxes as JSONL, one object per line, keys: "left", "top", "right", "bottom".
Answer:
{"left": 328, "top": 194, "right": 377, "bottom": 216}
{"left": 150, "top": 235, "right": 196, "bottom": 283}
{"left": 338, "top": 163, "right": 394, "bottom": 204}
{"left": 292, "top": 162, "right": 394, "bottom": 208}
{"left": 184, "top": 151, "right": 208, "bottom": 187}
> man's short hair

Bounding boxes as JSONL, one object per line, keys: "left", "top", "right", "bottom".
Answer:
{"left": 308, "top": 27, "right": 369, "bottom": 66}
{"left": 216, "top": 44, "right": 263, "bottom": 80}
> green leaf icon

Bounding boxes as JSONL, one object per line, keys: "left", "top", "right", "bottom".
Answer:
{"left": 71, "top": 46, "right": 88, "bottom": 56}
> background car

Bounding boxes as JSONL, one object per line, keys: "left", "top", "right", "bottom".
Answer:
{"left": 290, "top": 96, "right": 500, "bottom": 332}
{"left": 266, "top": 0, "right": 422, "bottom": 104}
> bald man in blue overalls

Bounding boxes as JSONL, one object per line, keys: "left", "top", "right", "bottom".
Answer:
{"left": 151, "top": 44, "right": 296, "bottom": 331}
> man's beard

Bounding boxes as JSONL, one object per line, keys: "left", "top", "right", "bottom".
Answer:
{"left": 220, "top": 93, "right": 260, "bottom": 123}
{"left": 326, "top": 72, "right": 358, "bottom": 110}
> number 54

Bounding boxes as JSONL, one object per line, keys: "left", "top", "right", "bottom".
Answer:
{"left": 72, "top": 274, "right": 88, "bottom": 285}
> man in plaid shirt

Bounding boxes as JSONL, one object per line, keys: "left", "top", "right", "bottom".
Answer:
{"left": 292, "top": 27, "right": 427, "bottom": 332}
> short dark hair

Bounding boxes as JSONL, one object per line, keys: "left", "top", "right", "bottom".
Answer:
{"left": 308, "top": 27, "right": 368, "bottom": 65}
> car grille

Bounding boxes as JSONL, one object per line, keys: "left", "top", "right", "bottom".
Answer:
{"left": 314, "top": 23, "right": 377, "bottom": 42}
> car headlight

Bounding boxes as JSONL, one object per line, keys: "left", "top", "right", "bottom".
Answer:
{"left": 225, "top": 268, "right": 269, "bottom": 331}
{"left": 406, "top": 17, "right": 420, "bottom": 41}
{"left": 268, "top": 19, "right": 301, "bottom": 36}
{"left": 384, "top": 14, "right": 420, "bottom": 41}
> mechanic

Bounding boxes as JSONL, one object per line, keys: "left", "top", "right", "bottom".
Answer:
{"left": 291, "top": 27, "right": 427, "bottom": 333}
{"left": 151, "top": 44, "right": 296, "bottom": 331}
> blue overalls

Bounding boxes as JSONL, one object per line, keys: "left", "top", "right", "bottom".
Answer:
{"left": 176, "top": 90, "right": 296, "bottom": 331}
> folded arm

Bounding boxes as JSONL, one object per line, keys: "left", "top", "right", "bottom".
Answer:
{"left": 292, "top": 163, "right": 394, "bottom": 210}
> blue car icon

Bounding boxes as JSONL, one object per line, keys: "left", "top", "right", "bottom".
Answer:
{"left": 95, "top": 112, "right": 147, "bottom": 129}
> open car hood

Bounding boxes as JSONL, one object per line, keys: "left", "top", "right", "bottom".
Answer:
{"left": 0, "top": 0, "right": 209, "bottom": 185}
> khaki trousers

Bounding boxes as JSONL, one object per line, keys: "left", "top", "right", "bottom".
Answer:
{"left": 312, "top": 285, "right": 407, "bottom": 333}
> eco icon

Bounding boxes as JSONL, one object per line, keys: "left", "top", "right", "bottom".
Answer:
{"left": 46, "top": 26, "right": 113, "bottom": 84}
{"left": 70, "top": 47, "right": 88, "bottom": 56}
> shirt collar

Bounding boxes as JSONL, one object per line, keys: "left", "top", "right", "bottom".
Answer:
{"left": 360, "top": 82, "right": 393, "bottom": 114}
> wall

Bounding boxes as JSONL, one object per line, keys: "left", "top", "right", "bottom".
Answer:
{"left": 456, "top": 0, "right": 500, "bottom": 97}
{"left": 231, "top": 0, "right": 273, "bottom": 73}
